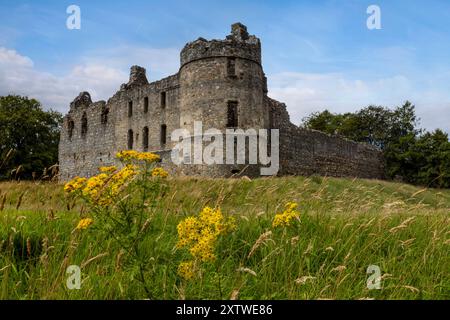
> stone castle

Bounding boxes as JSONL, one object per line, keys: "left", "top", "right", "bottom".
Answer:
{"left": 59, "top": 23, "right": 384, "bottom": 181}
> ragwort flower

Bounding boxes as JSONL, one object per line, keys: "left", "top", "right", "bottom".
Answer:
{"left": 272, "top": 202, "right": 300, "bottom": 228}
{"left": 76, "top": 218, "right": 93, "bottom": 230}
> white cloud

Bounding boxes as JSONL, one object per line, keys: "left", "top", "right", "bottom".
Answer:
{"left": 0, "top": 46, "right": 179, "bottom": 114}
{"left": 0, "top": 47, "right": 33, "bottom": 67}
{"left": 81, "top": 46, "right": 180, "bottom": 80}
{"left": 268, "top": 71, "right": 450, "bottom": 133}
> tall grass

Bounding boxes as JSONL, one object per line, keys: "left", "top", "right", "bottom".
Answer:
{"left": 0, "top": 177, "right": 449, "bottom": 299}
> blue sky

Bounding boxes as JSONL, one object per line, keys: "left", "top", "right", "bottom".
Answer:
{"left": 1, "top": 0, "right": 450, "bottom": 132}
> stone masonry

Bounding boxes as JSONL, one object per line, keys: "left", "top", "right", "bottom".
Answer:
{"left": 59, "top": 23, "right": 384, "bottom": 181}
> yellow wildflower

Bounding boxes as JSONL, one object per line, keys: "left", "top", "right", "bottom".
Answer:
{"left": 110, "top": 164, "right": 138, "bottom": 185}
{"left": 189, "top": 231, "right": 217, "bottom": 262}
{"left": 76, "top": 218, "right": 93, "bottom": 230}
{"left": 77, "top": 165, "right": 138, "bottom": 205}
{"left": 177, "top": 207, "right": 235, "bottom": 265}
{"left": 178, "top": 261, "right": 196, "bottom": 281}
{"left": 99, "top": 166, "right": 117, "bottom": 173}
{"left": 151, "top": 167, "right": 169, "bottom": 178}
{"left": 136, "top": 152, "right": 160, "bottom": 163}
{"left": 272, "top": 202, "right": 300, "bottom": 228}
{"left": 82, "top": 173, "right": 110, "bottom": 199}
{"left": 116, "top": 150, "right": 139, "bottom": 162}
{"left": 116, "top": 150, "right": 160, "bottom": 163}
{"left": 198, "top": 207, "right": 236, "bottom": 235}
{"left": 64, "top": 177, "right": 87, "bottom": 194}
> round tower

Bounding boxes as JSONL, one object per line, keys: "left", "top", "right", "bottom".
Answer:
{"left": 179, "top": 23, "right": 269, "bottom": 133}
{"left": 177, "top": 23, "right": 269, "bottom": 177}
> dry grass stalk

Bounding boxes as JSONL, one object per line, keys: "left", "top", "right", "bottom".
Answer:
{"left": 0, "top": 149, "right": 14, "bottom": 170}
{"left": 81, "top": 252, "right": 109, "bottom": 269}
{"left": 0, "top": 264, "right": 11, "bottom": 272}
{"left": 344, "top": 250, "right": 352, "bottom": 261}
{"left": 115, "top": 249, "right": 126, "bottom": 271}
{"left": 236, "top": 267, "right": 257, "bottom": 277}
{"left": 381, "top": 273, "right": 393, "bottom": 280}
{"left": 399, "top": 238, "right": 416, "bottom": 248}
{"left": 303, "top": 241, "right": 313, "bottom": 255}
{"left": 230, "top": 289, "right": 240, "bottom": 300}
{"left": 331, "top": 265, "right": 346, "bottom": 273}
{"left": 295, "top": 276, "right": 316, "bottom": 285}
{"left": 26, "top": 237, "right": 31, "bottom": 257}
{"left": 42, "top": 236, "right": 49, "bottom": 251}
{"left": 247, "top": 231, "right": 272, "bottom": 259}
{"left": 389, "top": 216, "right": 416, "bottom": 233}
{"left": 16, "top": 191, "right": 26, "bottom": 210}
{"left": 401, "top": 285, "right": 420, "bottom": 293}
{"left": 318, "top": 284, "right": 331, "bottom": 297}
{"left": 0, "top": 194, "right": 7, "bottom": 212}
{"left": 410, "top": 188, "right": 427, "bottom": 198}
{"left": 336, "top": 273, "right": 351, "bottom": 287}
{"left": 140, "top": 218, "right": 151, "bottom": 233}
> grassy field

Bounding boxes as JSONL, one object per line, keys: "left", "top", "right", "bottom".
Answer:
{"left": 0, "top": 176, "right": 449, "bottom": 300}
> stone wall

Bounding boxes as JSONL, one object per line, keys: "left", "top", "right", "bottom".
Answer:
{"left": 59, "top": 68, "right": 181, "bottom": 180}
{"left": 267, "top": 97, "right": 384, "bottom": 179}
{"left": 59, "top": 92, "right": 116, "bottom": 181}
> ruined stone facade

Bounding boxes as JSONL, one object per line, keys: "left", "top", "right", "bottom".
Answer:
{"left": 59, "top": 23, "right": 384, "bottom": 181}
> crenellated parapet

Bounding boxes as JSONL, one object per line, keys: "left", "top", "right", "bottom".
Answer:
{"left": 180, "top": 23, "right": 261, "bottom": 68}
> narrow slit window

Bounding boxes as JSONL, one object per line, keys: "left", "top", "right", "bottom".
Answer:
{"left": 143, "top": 126, "right": 149, "bottom": 151}
{"left": 68, "top": 119, "right": 74, "bottom": 139}
{"left": 144, "top": 97, "right": 149, "bottom": 113}
{"left": 160, "top": 124, "right": 167, "bottom": 146}
{"left": 227, "top": 57, "right": 236, "bottom": 77}
{"left": 127, "top": 129, "right": 134, "bottom": 149}
{"left": 128, "top": 101, "right": 133, "bottom": 117}
{"left": 81, "top": 113, "right": 88, "bottom": 137}
{"left": 227, "top": 101, "right": 238, "bottom": 128}
{"left": 160, "top": 92, "right": 166, "bottom": 109}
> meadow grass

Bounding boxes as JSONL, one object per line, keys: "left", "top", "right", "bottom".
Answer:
{"left": 0, "top": 176, "right": 449, "bottom": 300}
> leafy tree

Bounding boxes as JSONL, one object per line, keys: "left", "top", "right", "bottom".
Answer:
{"left": 303, "top": 101, "right": 419, "bottom": 149}
{"left": 396, "top": 130, "right": 450, "bottom": 188}
{"left": 301, "top": 110, "right": 347, "bottom": 134}
{"left": 0, "top": 95, "right": 62, "bottom": 180}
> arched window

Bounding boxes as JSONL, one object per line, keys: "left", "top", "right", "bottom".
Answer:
{"left": 128, "top": 129, "right": 134, "bottom": 150}
{"left": 68, "top": 119, "right": 75, "bottom": 140}
{"left": 81, "top": 113, "right": 88, "bottom": 137}
{"left": 143, "top": 126, "right": 149, "bottom": 151}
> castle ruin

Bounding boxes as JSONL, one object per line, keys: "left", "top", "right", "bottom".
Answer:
{"left": 59, "top": 23, "right": 384, "bottom": 180}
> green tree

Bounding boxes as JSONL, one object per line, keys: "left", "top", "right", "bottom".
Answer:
{"left": 413, "top": 130, "right": 450, "bottom": 188}
{"left": 302, "top": 110, "right": 348, "bottom": 134}
{"left": 303, "top": 102, "right": 419, "bottom": 149}
{"left": 0, "top": 95, "right": 62, "bottom": 180}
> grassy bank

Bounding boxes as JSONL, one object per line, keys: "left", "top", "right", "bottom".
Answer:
{"left": 0, "top": 176, "right": 449, "bottom": 299}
